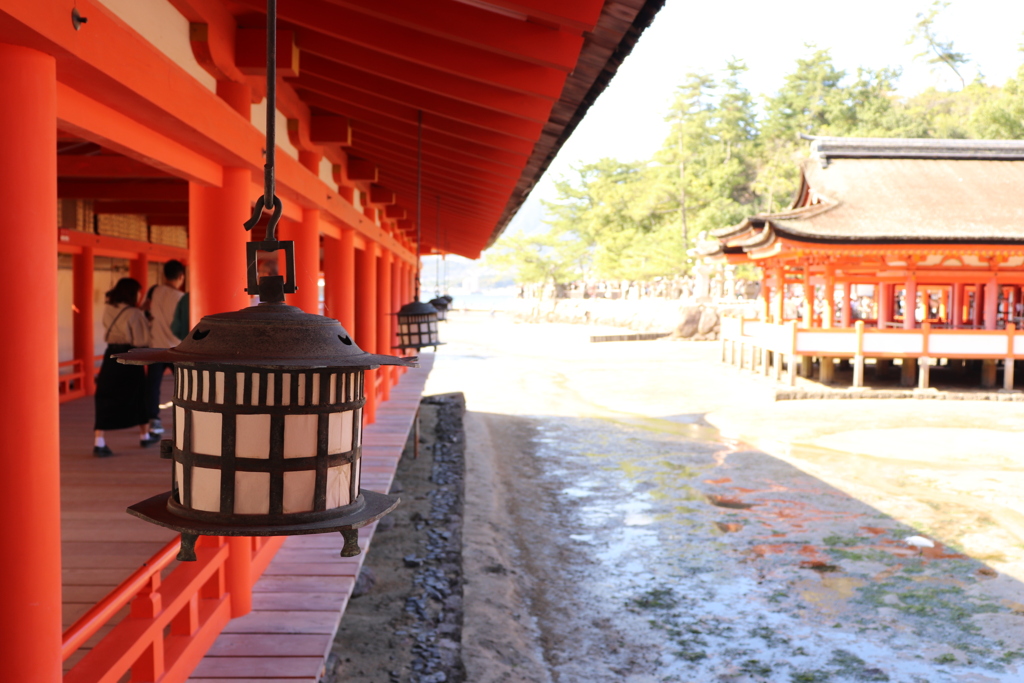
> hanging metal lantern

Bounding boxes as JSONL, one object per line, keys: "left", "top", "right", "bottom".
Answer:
{"left": 119, "top": 269, "right": 415, "bottom": 561}
{"left": 118, "top": 0, "right": 415, "bottom": 563}
{"left": 428, "top": 296, "right": 449, "bottom": 322}
{"left": 394, "top": 300, "right": 443, "bottom": 351}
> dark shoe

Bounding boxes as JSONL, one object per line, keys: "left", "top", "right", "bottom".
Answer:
{"left": 149, "top": 418, "right": 165, "bottom": 435}
{"left": 93, "top": 445, "right": 114, "bottom": 457}
{"left": 140, "top": 434, "right": 161, "bottom": 448}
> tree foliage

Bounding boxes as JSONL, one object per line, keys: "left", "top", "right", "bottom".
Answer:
{"left": 488, "top": 27, "right": 1024, "bottom": 288}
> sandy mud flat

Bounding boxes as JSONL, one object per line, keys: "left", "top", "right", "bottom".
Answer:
{"left": 342, "top": 312, "right": 1024, "bottom": 683}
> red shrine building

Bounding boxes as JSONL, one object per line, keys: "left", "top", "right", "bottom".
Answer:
{"left": 0, "top": 1, "right": 663, "bottom": 681}
{"left": 705, "top": 136, "right": 1024, "bottom": 390}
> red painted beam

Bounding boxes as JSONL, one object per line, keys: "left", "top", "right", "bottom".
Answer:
{"left": 384, "top": 205, "right": 406, "bottom": 219}
{"left": 463, "top": 0, "right": 602, "bottom": 33}
{"left": 58, "top": 181, "right": 188, "bottom": 201}
{"left": 368, "top": 184, "right": 396, "bottom": 206}
{"left": 349, "top": 143, "right": 517, "bottom": 198}
{"left": 346, "top": 157, "right": 378, "bottom": 182}
{"left": 293, "top": 80, "right": 535, "bottom": 153}
{"left": 244, "top": 0, "right": 568, "bottom": 98}
{"left": 57, "top": 155, "right": 172, "bottom": 179}
{"left": 236, "top": 29, "right": 300, "bottom": 77}
{"left": 298, "top": 38, "right": 555, "bottom": 117}
{"left": 349, "top": 132, "right": 521, "bottom": 182}
{"left": 321, "top": 102, "right": 528, "bottom": 168}
{"left": 323, "top": 0, "right": 584, "bottom": 72}
{"left": 296, "top": 58, "right": 547, "bottom": 134}
{"left": 93, "top": 200, "right": 189, "bottom": 214}
{"left": 309, "top": 115, "right": 352, "bottom": 145}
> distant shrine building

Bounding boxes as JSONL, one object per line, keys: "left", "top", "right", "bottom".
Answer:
{"left": 704, "top": 137, "right": 1024, "bottom": 389}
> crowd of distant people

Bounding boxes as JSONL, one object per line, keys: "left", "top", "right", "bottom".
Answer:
{"left": 516, "top": 273, "right": 760, "bottom": 302}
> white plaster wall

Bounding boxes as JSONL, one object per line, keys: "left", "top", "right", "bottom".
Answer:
{"left": 250, "top": 99, "right": 300, "bottom": 160}
{"left": 320, "top": 157, "right": 336, "bottom": 187}
{"left": 929, "top": 334, "right": 1009, "bottom": 356}
{"left": 862, "top": 333, "right": 923, "bottom": 355}
{"left": 796, "top": 332, "right": 856, "bottom": 354}
{"left": 96, "top": 0, "right": 217, "bottom": 93}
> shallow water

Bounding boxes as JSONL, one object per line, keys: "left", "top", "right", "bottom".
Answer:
{"left": 524, "top": 415, "right": 1023, "bottom": 682}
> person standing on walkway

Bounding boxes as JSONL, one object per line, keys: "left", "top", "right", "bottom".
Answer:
{"left": 144, "top": 259, "right": 185, "bottom": 436}
{"left": 94, "top": 278, "right": 155, "bottom": 456}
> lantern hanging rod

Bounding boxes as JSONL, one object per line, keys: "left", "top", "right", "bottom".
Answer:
{"left": 435, "top": 194, "right": 440, "bottom": 294}
{"left": 243, "top": 0, "right": 282, "bottom": 242}
{"left": 416, "top": 109, "right": 423, "bottom": 300}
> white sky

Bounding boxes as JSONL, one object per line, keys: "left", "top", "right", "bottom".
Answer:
{"left": 502, "top": 0, "right": 1024, "bottom": 237}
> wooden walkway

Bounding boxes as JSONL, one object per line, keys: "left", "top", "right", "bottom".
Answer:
{"left": 59, "top": 357, "right": 433, "bottom": 680}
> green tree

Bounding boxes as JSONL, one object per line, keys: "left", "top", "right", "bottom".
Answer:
{"left": 908, "top": 0, "right": 970, "bottom": 89}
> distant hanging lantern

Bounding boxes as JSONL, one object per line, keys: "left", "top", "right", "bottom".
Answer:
{"left": 428, "top": 296, "right": 449, "bottom": 322}
{"left": 118, "top": 0, "right": 413, "bottom": 562}
{"left": 393, "top": 109, "right": 443, "bottom": 352}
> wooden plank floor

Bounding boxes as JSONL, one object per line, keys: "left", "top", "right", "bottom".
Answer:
{"left": 188, "top": 356, "right": 434, "bottom": 682}
{"left": 60, "top": 374, "right": 180, "bottom": 673}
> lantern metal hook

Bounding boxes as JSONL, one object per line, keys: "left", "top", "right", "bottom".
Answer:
{"left": 243, "top": 194, "right": 283, "bottom": 241}
{"left": 244, "top": 0, "right": 282, "bottom": 240}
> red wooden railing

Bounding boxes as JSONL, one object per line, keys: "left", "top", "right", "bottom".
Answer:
{"left": 59, "top": 355, "right": 102, "bottom": 403}
{"left": 58, "top": 359, "right": 86, "bottom": 402}
{"left": 62, "top": 533, "right": 284, "bottom": 683}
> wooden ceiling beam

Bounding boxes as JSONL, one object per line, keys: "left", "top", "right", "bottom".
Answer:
{"left": 348, "top": 140, "right": 519, "bottom": 191}
{"left": 299, "top": 55, "right": 547, "bottom": 131}
{"left": 350, "top": 129, "right": 521, "bottom": 180}
{"left": 322, "top": 0, "right": 583, "bottom": 71}
{"left": 292, "top": 74, "right": 536, "bottom": 151}
{"left": 462, "top": 0, "right": 602, "bottom": 33}
{"left": 93, "top": 201, "right": 189, "bottom": 215}
{"left": 57, "top": 155, "right": 173, "bottom": 179}
{"left": 338, "top": 113, "right": 528, "bottom": 168}
{"left": 58, "top": 181, "right": 188, "bottom": 201}
{"left": 238, "top": 0, "right": 569, "bottom": 98}
{"left": 298, "top": 37, "right": 555, "bottom": 117}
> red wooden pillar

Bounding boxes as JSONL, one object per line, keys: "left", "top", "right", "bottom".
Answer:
{"left": 0, "top": 43, "right": 62, "bottom": 683}
{"left": 377, "top": 249, "right": 393, "bottom": 401}
{"left": 357, "top": 242, "right": 379, "bottom": 424}
{"left": 339, "top": 230, "right": 356, "bottom": 333}
{"left": 188, "top": 169, "right": 250, "bottom": 323}
{"left": 823, "top": 265, "right": 835, "bottom": 329}
{"left": 904, "top": 277, "right": 917, "bottom": 329}
{"left": 952, "top": 283, "right": 964, "bottom": 328}
{"left": 189, "top": 167, "right": 252, "bottom": 617}
{"left": 841, "top": 282, "right": 853, "bottom": 327}
{"left": 279, "top": 210, "right": 321, "bottom": 314}
{"left": 877, "top": 283, "right": 890, "bottom": 326}
{"left": 773, "top": 266, "right": 784, "bottom": 323}
{"left": 74, "top": 246, "right": 96, "bottom": 395}
{"left": 760, "top": 270, "right": 771, "bottom": 322}
{"left": 392, "top": 258, "right": 404, "bottom": 378}
{"left": 324, "top": 234, "right": 341, "bottom": 321}
{"left": 984, "top": 277, "right": 1000, "bottom": 330}
{"left": 131, "top": 253, "right": 149, "bottom": 293}
{"left": 973, "top": 284, "right": 984, "bottom": 328}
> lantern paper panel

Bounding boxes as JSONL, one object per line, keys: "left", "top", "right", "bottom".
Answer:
{"left": 398, "top": 316, "right": 440, "bottom": 348}
{"left": 171, "top": 365, "right": 364, "bottom": 518}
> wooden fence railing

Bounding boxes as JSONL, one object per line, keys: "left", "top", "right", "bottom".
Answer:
{"left": 62, "top": 534, "right": 284, "bottom": 683}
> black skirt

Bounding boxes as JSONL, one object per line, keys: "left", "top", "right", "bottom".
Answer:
{"left": 94, "top": 344, "right": 149, "bottom": 431}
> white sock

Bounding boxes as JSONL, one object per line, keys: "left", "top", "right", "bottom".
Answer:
{"left": 95, "top": 436, "right": 106, "bottom": 448}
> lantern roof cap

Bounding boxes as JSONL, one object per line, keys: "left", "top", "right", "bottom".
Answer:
{"left": 118, "top": 302, "right": 417, "bottom": 369}
{"left": 396, "top": 300, "right": 441, "bottom": 317}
